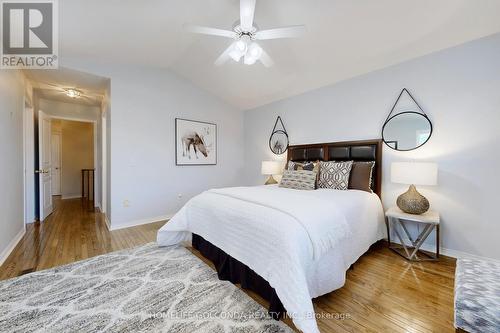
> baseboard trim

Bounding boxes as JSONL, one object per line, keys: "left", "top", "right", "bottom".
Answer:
{"left": 61, "top": 194, "right": 82, "bottom": 200}
{"left": 0, "top": 228, "right": 26, "bottom": 266}
{"left": 108, "top": 214, "right": 172, "bottom": 231}
{"left": 389, "top": 239, "right": 500, "bottom": 263}
{"left": 104, "top": 215, "right": 111, "bottom": 230}
{"left": 427, "top": 244, "right": 500, "bottom": 263}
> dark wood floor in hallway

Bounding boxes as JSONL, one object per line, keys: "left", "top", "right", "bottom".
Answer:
{"left": 0, "top": 197, "right": 457, "bottom": 332}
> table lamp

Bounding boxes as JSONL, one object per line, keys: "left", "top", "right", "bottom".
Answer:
{"left": 261, "top": 161, "right": 282, "bottom": 185}
{"left": 391, "top": 162, "right": 438, "bottom": 214}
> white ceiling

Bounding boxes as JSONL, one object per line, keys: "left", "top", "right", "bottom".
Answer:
{"left": 25, "top": 67, "right": 109, "bottom": 106}
{"left": 59, "top": 0, "right": 500, "bottom": 110}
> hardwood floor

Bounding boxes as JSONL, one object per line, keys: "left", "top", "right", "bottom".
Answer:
{"left": 0, "top": 197, "right": 164, "bottom": 279}
{"left": 0, "top": 197, "right": 456, "bottom": 332}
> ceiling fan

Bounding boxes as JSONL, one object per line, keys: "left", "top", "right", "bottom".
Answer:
{"left": 185, "top": 0, "right": 306, "bottom": 67}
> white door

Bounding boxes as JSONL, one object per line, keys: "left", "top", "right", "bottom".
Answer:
{"left": 38, "top": 111, "right": 53, "bottom": 221}
{"left": 51, "top": 133, "right": 61, "bottom": 195}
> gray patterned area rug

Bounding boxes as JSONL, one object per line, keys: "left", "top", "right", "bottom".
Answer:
{"left": 455, "top": 258, "right": 500, "bottom": 333}
{"left": 0, "top": 243, "right": 293, "bottom": 333}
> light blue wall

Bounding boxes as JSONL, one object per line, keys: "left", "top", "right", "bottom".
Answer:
{"left": 61, "top": 60, "right": 245, "bottom": 229}
{"left": 244, "top": 33, "right": 500, "bottom": 259}
{"left": 0, "top": 70, "right": 25, "bottom": 264}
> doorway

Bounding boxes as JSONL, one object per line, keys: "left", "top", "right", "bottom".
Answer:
{"left": 52, "top": 118, "right": 95, "bottom": 200}
{"left": 34, "top": 112, "right": 97, "bottom": 221}
{"left": 23, "top": 67, "right": 109, "bottom": 224}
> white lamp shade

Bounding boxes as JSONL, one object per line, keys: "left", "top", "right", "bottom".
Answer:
{"left": 391, "top": 162, "right": 438, "bottom": 186}
{"left": 261, "top": 161, "right": 282, "bottom": 175}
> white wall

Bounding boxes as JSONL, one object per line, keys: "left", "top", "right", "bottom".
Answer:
{"left": 39, "top": 99, "right": 100, "bottom": 122}
{"left": 0, "top": 70, "right": 26, "bottom": 264}
{"left": 61, "top": 60, "right": 245, "bottom": 229}
{"left": 244, "top": 33, "right": 500, "bottom": 260}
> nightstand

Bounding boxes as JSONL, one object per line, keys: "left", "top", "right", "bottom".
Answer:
{"left": 385, "top": 207, "right": 440, "bottom": 261}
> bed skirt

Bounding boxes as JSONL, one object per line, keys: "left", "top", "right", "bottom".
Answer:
{"left": 192, "top": 234, "right": 286, "bottom": 319}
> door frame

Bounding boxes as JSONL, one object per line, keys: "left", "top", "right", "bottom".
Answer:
{"left": 48, "top": 116, "right": 98, "bottom": 205}
{"left": 23, "top": 103, "right": 35, "bottom": 224}
{"left": 101, "top": 114, "right": 107, "bottom": 214}
{"left": 50, "top": 131, "right": 62, "bottom": 196}
{"left": 23, "top": 113, "right": 102, "bottom": 223}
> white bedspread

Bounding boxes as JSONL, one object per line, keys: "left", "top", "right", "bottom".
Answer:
{"left": 157, "top": 185, "right": 385, "bottom": 333}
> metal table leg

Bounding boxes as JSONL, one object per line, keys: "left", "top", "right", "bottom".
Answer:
{"left": 389, "top": 217, "right": 439, "bottom": 261}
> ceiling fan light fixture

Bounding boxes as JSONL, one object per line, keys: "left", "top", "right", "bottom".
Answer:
{"left": 229, "top": 43, "right": 244, "bottom": 62}
{"left": 244, "top": 54, "right": 257, "bottom": 65}
{"left": 235, "top": 39, "right": 247, "bottom": 53}
{"left": 229, "top": 50, "right": 243, "bottom": 62}
{"left": 248, "top": 42, "right": 263, "bottom": 59}
{"left": 65, "top": 89, "right": 82, "bottom": 98}
{"left": 186, "top": 0, "right": 305, "bottom": 67}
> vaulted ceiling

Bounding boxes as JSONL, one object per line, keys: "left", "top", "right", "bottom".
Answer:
{"left": 59, "top": 0, "right": 500, "bottom": 109}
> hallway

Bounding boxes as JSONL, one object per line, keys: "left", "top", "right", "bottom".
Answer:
{"left": 0, "top": 198, "right": 164, "bottom": 280}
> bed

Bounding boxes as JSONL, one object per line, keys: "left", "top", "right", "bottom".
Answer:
{"left": 157, "top": 139, "right": 385, "bottom": 333}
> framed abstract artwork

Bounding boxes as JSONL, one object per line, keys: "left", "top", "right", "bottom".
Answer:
{"left": 175, "top": 118, "right": 217, "bottom": 165}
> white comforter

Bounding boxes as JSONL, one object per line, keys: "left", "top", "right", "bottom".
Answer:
{"left": 157, "top": 185, "right": 385, "bottom": 333}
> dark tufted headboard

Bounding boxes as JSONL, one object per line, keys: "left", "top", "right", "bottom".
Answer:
{"left": 287, "top": 139, "right": 383, "bottom": 197}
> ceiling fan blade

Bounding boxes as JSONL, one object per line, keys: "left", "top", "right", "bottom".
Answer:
{"left": 255, "top": 25, "right": 306, "bottom": 40}
{"left": 259, "top": 49, "right": 274, "bottom": 67}
{"left": 184, "top": 24, "right": 237, "bottom": 39}
{"left": 240, "top": 0, "right": 256, "bottom": 31}
{"left": 215, "top": 43, "right": 236, "bottom": 66}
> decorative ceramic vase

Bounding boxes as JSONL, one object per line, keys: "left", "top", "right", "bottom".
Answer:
{"left": 396, "top": 184, "right": 429, "bottom": 215}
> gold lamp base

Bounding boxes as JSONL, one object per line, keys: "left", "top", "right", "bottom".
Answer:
{"left": 397, "top": 184, "right": 430, "bottom": 215}
{"left": 265, "top": 175, "right": 278, "bottom": 185}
